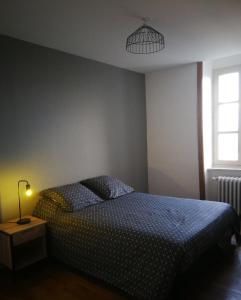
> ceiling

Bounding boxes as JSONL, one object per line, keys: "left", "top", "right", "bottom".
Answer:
{"left": 0, "top": 0, "right": 241, "bottom": 73}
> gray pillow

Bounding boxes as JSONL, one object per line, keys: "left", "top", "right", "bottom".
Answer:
{"left": 40, "top": 183, "right": 103, "bottom": 212}
{"left": 81, "top": 175, "right": 134, "bottom": 199}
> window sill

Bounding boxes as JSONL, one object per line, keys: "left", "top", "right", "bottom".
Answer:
{"left": 207, "top": 167, "right": 241, "bottom": 171}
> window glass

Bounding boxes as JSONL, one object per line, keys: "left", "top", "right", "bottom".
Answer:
{"left": 218, "top": 72, "right": 239, "bottom": 103}
{"left": 218, "top": 103, "right": 239, "bottom": 132}
{"left": 218, "top": 133, "right": 238, "bottom": 161}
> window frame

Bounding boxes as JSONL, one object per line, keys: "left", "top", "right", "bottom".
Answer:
{"left": 213, "top": 65, "right": 241, "bottom": 167}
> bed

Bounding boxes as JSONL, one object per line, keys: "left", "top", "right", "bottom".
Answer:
{"left": 33, "top": 176, "right": 240, "bottom": 300}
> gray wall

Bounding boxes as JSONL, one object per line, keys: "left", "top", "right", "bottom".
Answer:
{"left": 0, "top": 35, "right": 147, "bottom": 222}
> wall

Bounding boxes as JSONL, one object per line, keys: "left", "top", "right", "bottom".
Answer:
{"left": 212, "top": 54, "right": 241, "bottom": 69}
{"left": 146, "top": 63, "right": 200, "bottom": 199}
{"left": 0, "top": 35, "right": 147, "bottom": 222}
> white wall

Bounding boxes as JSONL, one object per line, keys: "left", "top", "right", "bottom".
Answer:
{"left": 212, "top": 54, "right": 241, "bottom": 70}
{"left": 146, "top": 63, "right": 200, "bottom": 199}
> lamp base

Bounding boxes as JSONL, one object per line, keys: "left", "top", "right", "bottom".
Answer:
{"left": 17, "top": 218, "right": 31, "bottom": 225}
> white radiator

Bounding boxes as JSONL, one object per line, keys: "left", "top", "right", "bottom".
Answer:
{"left": 216, "top": 176, "right": 241, "bottom": 215}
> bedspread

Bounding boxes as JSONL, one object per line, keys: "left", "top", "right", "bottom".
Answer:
{"left": 33, "top": 192, "right": 240, "bottom": 299}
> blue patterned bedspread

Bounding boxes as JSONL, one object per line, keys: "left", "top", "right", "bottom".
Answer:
{"left": 33, "top": 192, "right": 240, "bottom": 299}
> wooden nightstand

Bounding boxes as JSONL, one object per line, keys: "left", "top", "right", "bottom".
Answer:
{"left": 0, "top": 216, "right": 47, "bottom": 271}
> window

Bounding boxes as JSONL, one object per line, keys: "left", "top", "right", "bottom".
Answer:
{"left": 213, "top": 67, "right": 241, "bottom": 167}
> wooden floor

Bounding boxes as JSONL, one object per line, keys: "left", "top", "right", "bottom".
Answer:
{"left": 0, "top": 246, "right": 241, "bottom": 300}
{"left": 172, "top": 245, "right": 241, "bottom": 300}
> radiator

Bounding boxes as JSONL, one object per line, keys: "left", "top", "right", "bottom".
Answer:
{"left": 216, "top": 176, "right": 241, "bottom": 215}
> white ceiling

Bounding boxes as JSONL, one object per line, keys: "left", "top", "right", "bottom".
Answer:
{"left": 0, "top": 0, "right": 241, "bottom": 73}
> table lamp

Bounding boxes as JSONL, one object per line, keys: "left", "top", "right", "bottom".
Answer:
{"left": 17, "top": 179, "right": 32, "bottom": 225}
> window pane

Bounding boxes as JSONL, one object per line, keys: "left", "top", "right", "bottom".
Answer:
{"left": 218, "top": 133, "right": 238, "bottom": 161}
{"left": 218, "top": 72, "right": 239, "bottom": 103}
{"left": 218, "top": 103, "right": 239, "bottom": 132}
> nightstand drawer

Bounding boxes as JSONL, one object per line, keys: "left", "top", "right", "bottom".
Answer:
{"left": 12, "top": 225, "right": 45, "bottom": 246}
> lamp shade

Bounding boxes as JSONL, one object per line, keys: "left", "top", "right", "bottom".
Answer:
{"left": 25, "top": 184, "right": 32, "bottom": 196}
{"left": 126, "top": 24, "right": 165, "bottom": 54}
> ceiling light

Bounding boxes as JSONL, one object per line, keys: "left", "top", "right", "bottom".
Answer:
{"left": 126, "top": 20, "right": 165, "bottom": 54}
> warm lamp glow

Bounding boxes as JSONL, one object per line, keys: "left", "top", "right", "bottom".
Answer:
{"left": 25, "top": 183, "right": 32, "bottom": 197}
{"left": 25, "top": 189, "right": 32, "bottom": 197}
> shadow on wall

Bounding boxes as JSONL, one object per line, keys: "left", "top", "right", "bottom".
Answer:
{"left": 148, "top": 167, "right": 191, "bottom": 198}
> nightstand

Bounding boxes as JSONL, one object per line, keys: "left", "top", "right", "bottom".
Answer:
{"left": 0, "top": 216, "right": 47, "bottom": 271}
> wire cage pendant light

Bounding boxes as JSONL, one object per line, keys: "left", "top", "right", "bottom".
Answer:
{"left": 126, "top": 21, "right": 165, "bottom": 54}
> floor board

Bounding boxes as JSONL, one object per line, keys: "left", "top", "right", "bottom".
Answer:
{"left": 0, "top": 246, "right": 241, "bottom": 300}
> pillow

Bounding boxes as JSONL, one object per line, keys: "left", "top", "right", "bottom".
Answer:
{"left": 40, "top": 183, "right": 103, "bottom": 212}
{"left": 81, "top": 175, "right": 134, "bottom": 199}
